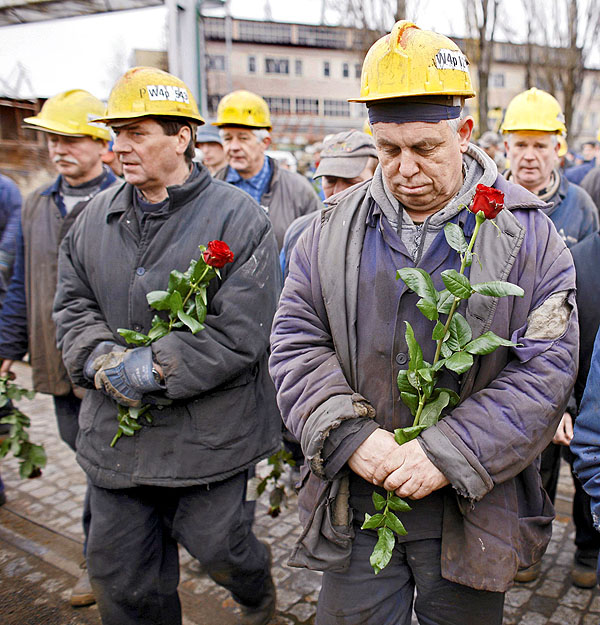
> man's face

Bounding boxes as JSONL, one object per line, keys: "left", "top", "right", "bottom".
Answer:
{"left": 582, "top": 143, "right": 598, "bottom": 161}
{"left": 112, "top": 118, "right": 189, "bottom": 195}
{"left": 197, "top": 141, "right": 226, "bottom": 170}
{"left": 321, "top": 163, "right": 375, "bottom": 199}
{"left": 505, "top": 131, "right": 558, "bottom": 193}
{"left": 372, "top": 118, "right": 473, "bottom": 219}
{"left": 220, "top": 127, "right": 269, "bottom": 178}
{"left": 47, "top": 134, "right": 106, "bottom": 186}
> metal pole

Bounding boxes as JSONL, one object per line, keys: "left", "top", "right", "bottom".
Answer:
{"left": 225, "top": 0, "right": 233, "bottom": 94}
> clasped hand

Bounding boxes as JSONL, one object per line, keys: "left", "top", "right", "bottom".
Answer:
{"left": 348, "top": 429, "right": 449, "bottom": 499}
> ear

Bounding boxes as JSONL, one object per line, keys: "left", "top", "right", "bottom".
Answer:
{"left": 457, "top": 117, "right": 474, "bottom": 153}
{"left": 261, "top": 135, "right": 272, "bottom": 150}
{"left": 176, "top": 126, "right": 192, "bottom": 156}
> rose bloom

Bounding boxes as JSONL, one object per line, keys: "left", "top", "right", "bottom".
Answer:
{"left": 469, "top": 184, "right": 505, "bottom": 219}
{"left": 202, "top": 240, "right": 234, "bottom": 268}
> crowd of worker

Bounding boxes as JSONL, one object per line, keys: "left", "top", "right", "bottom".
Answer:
{"left": 2, "top": 18, "right": 600, "bottom": 625}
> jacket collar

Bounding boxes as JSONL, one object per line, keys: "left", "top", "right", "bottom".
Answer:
{"left": 41, "top": 166, "right": 117, "bottom": 198}
{"left": 106, "top": 163, "right": 211, "bottom": 219}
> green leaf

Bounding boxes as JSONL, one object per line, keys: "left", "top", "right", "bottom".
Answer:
{"left": 417, "top": 367, "right": 433, "bottom": 383}
{"left": 440, "top": 343, "right": 453, "bottom": 359}
{"left": 361, "top": 512, "right": 385, "bottom": 530}
{"left": 464, "top": 331, "right": 518, "bottom": 355}
{"left": 384, "top": 511, "right": 408, "bottom": 536}
{"left": 432, "top": 387, "right": 460, "bottom": 408}
{"left": 416, "top": 298, "right": 439, "bottom": 321}
{"left": 404, "top": 322, "right": 423, "bottom": 371}
{"left": 419, "top": 391, "right": 450, "bottom": 428}
{"left": 432, "top": 359, "right": 446, "bottom": 372}
{"left": 19, "top": 460, "right": 33, "bottom": 480}
{"left": 441, "top": 269, "right": 473, "bottom": 300}
{"left": 146, "top": 290, "right": 172, "bottom": 311}
{"left": 449, "top": 313, "right": 472, "bottom": 349}
{"left": 396, "top": 268, "right": 438, "bottom": 305}
{"left": 169, "top": 290, "right": 183, "bottom": 316}
{"left": 444, "top": 222, "right": 468, "bottom": 253}
{"left": 147, "top": 319, "right": 170, "bottom": 342}
{"left": 387, "top": 495, "right": 412, "bottom": 512}
{"left": 370, "top": 527, "right": 395, "bottom": 574}
{"left": 195, "top": 293, "right": 207, "bottom": 323}
{"left": 396, "top": 370, "right": 416, "bottom": 394}
{"left": 444, "top": 351, "right": 474, "bottom": 374}
{"left": 28, "top": 444, "right": 47, "bottom": 468}
{"left": 437, "top": 289, "right": 455, "bottom": 314}
{"left": 117, "top": 328, "right": 150, "bottom": 346}
{"left": 400, "top": 392, "right": 419, "bottom": 416}
{"left": 432, "top": 321, "right": 447, "bottom": 341}
{"left": 372, "top": 492, "right": 386, "bottom": 511}
{"left": 168, "top": 270, "right": 188, "bottom": 296}
{"left": 177, "top": 310, "right": 204, "bottom": 334}
{"left": 472, "top": 281, "right": 525, "bottom": 298}
{"left": 464, "top": 251, "right": 473, "bottom": 267}
{"left": 394, "top": 425, "right": 426, "bottom": 445}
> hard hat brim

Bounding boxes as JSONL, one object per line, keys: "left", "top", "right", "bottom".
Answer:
{"left": 92, "top": 111, "right": 205, "bottom": 126}
{"left": 23, "top": 116, "right": 109, "bottom": 140}
{"left": 348, "top": 89, "right": 475, "bottom": 104}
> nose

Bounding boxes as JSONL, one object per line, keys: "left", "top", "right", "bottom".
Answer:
{"left": 113, "top": 133, "right": 131, "bottom": 154}
{"left": 53, "top": 137, "right": 68, "bottom": 153}
{"left": 398, "top": 153, "right": 419, "bottom": 178}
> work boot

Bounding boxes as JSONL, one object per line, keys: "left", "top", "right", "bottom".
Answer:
{"left": 514, "top": 560, "right": 542, "bottom": 583}
{"left": 70, "top": 562, "right": 96, "bottom": 607}
{"left": 239, "top": 543, "right": 276, "bottom": 625}
{"left": 571, "top": 560, "right": 597, "bottom": 588}
{"left": 239, "top": 575, "right": 276, "bottom": 625}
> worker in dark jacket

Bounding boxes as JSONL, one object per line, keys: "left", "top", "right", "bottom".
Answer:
{"left": 213, "top": 90, "right": 320, "bottom": 249}
{"left": 502, "top": 88, "right": 599, "bottom": 585}
{"left": 53, "top": 67, "right": 281, "bottom": 625}
{"left": 0, "top": 89, "right": 116, "bottom": 606}
{"left": 270, "top": 22, "right": 577, "bottom": 625}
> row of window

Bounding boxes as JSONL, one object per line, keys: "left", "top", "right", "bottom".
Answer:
{"left": 207, "top": 95, "right": 363, "bottom": 118}
{"left": 208, "top": 54, "right": 361, "bottom": 79}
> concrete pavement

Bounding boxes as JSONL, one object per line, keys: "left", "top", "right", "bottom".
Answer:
{"left": 0, "top": 361, "right": 599, "bottom": 624}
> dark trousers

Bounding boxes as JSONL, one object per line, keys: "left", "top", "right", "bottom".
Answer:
{"left": 541, "top": 442, "right": 600, "bottom": 564}
{"left": 53, "top": 392, "right": 91, "bottom": 554}
{"left": 87, "top": 471, "right": 271, "bottom": 625}
{"left": 317, "top": 528, "right": 504, "bottom": 625}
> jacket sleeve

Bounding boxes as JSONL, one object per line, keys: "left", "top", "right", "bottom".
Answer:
{"left": 297, "top": 175, "right": 322, "bottom": 218}
{"left": 572, "top": 327, "right": 600, "bottom": 529}
{"left": 0, "top": 220, "right": 29, "bottom": 360}
{"left": 420, "top": 232, "right": 578, "bottom": 502}
{"left": 151, "top": 206, "right": 282, "bottom": 399}
{"left": 53, "top": 217, "right": 119, "bottom": 388}
{"left": 270, "top": 219, "right": 377, "bottom": 478}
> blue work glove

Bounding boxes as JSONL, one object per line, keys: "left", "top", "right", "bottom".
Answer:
{"left": 93, "top": 347, "right": 164, "bottom": 408}
{"left": 83, "top": 341, "right": 125, "bottom": 381}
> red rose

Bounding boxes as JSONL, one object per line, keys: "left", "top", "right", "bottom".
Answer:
{"left": 469, "top": 184, "right": 505, "bottom": 220}
{"left": 202, "top": 240, "right": 234, "bottom": 268}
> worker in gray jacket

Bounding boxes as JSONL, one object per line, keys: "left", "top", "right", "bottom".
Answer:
{"left": 53, "top": 67, "right": 281, "bottom": 625}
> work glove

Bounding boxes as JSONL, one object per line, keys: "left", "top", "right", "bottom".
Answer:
{"left": 93, "top": 346, "right": 164, "bottom": 408}
{"left": 83, "top": 341, "right": 125, "bottom": 382}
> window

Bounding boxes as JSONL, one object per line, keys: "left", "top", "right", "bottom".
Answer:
{"left": 489, "top": 73, "right": 505, "bottom": 88}
{"left": 323, "top": 61, "right": 330, "bottom": 78}
{"left": 207, "top": 55, "right": 225, "bottom": 71}
{"left": 298, "top": 25, "right": 347, "bottom": 48}
{"left": 324, "top": 99, "right": 350, "bottom": 117}
{"left": 295, "top": 59, "right": 303, "bottom": 76}
{"left": 265, "top": 58, "right": 289, "bottom": 75}
{"left": 355, "top": 63, "right": 361, "bottom": 79}
{"left": 296, "top": 98, "right": 319, "bottom": 115}
{"left": 248, "top": 56, "right": 256, "bottom": 74}
{"left": 264, "top": 97, "right": 291, "bottom": 114}
{"left": 238, "top": 21, "right": 292, "bottom": 44}
{"left": 343, "top": 63, "right": 349, "bottom": 78}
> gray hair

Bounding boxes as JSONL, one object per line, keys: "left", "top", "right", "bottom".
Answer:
{"left": 446, "top": 110, "right": 465, "bottom": 135}
{"left": 218, "top": 128, "right": 271, "bottom": 142}
{"left": 506, "top": 132, "right": 559, "bottom": 147}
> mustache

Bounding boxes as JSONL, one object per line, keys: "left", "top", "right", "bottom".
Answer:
{"left": 53, "top": 155, "right": 79, "bottom": 165}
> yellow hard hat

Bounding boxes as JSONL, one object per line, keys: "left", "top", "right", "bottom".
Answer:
{"left": 558, "top": 136, "right": 568, "bottom": 157}
{"left": 362, "top": 118, "right": 372, "bottom": 136}
{"left": 213, "top": 90, "right": 272, "bottom": 130}
{"left": 349, "top": 21, "right": 475, "bottom": 104}
{"left": 24, "top": 89, "right": 111, "bottom": 141}
{"left": 94, "top": 67, "right": 204, "bottom": 126}
{"left": 500, "top": 88, "right": 566, "bottom": 135}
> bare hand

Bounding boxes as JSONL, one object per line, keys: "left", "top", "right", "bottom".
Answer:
{"left": 553, "top": 412, "right": 573, "bottom": 446}
{"left": 377, "top": 438, "right": 449, "bottom": 500}
{"left": 347, "top": 429, "right": 399, "bottom": 485}
{"left": 0, "top": 359, "right": 15, "bottom": 380}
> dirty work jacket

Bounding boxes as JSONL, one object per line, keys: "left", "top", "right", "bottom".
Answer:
{"left": 0, "top": 170, "right": 117, "bottom": 395}
{"left": 216, "top": 156, "right": 321, "bottom": 250}
{"left": 53, "top": 166, "right": 282, "bottom": 489}
{"left": 270, "top": 174, "right": 578, "bottom": 593}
